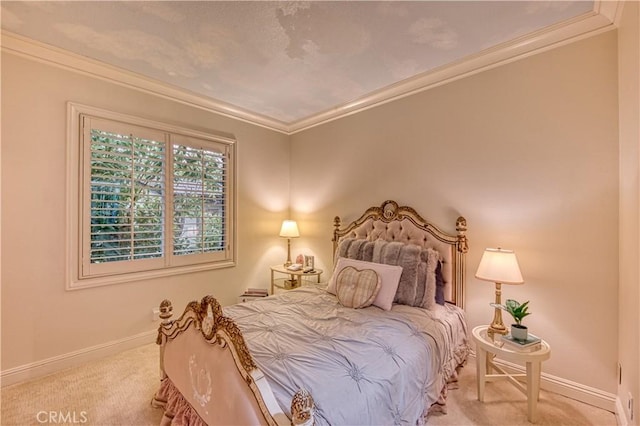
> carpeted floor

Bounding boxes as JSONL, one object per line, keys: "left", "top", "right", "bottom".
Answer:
{"left": 1, "top": 344, "right": 164, "bottom": 426}
{"left": 1, "top": 343, "right": 617, "bottom": 425}
{"left": 428, "top": 365, "right": 617, "bottom": 426}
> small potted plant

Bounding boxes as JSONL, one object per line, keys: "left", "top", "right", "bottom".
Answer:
{"left": 500, "top": 299, "right": 531, "bottom": 341}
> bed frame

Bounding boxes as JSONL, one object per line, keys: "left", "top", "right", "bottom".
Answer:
{"left": 152, "top": 200, "right": 468, "bottom": 425}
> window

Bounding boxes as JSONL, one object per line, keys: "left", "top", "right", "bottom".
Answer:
{"left": 67, "top": 103, "right": 235, "bottom": 288}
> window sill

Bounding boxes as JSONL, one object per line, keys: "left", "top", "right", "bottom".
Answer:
{"left": 66, "top": 260, "right": 235, "bottom": 291}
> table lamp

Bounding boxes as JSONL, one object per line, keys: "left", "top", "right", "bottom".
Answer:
{"left": 279, "top": 220, "right": 300, "bottom": 267}
{"left": 475, "top": 247, "right": 524, "bottom": 339}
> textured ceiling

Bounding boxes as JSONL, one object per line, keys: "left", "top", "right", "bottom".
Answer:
{"left": 2, "top": 1, "right": 596, "bottom": 126}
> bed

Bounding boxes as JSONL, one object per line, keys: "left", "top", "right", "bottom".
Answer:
{"left": 152, "top": 200, "right": 469, "bottom": 425}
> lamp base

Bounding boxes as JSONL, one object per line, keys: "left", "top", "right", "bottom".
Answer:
{"left": 487, "top": 323, "right": 508, "bottom": 341}
{"left": 487, "top": 282, "right": 508, "bottom": 341}
{"left": 284, "top": 238, "right": 293, "bottom": 268}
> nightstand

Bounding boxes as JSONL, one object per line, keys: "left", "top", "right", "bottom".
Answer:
{"left": 270, "top": 265, "right": 323, "bottom": 295}
{"left": 472, "top": 325, "right": 551, "bottom": 423}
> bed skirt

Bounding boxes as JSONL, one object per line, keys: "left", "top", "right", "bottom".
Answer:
{"left": 152, "top": 378, "right": 207, "bottom": 426}
{"left": 152, "top": 364, "right": 464, "bottom": 426}
{"left": 428, "top": 365, "right": 462, "bottom": 417}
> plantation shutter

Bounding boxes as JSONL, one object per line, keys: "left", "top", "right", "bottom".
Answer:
{"left": 75, "top": 106, "right": 235, "bottom": 284}
{"left": 81, "top": 116, "right": 167, "bottom": 277}
{"left": 170, "top": 134, "right": 232, "bottom": 266}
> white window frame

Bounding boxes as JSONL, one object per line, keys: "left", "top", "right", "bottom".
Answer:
{"left": 66, "top": 103, "right": 236, "bottom": 290}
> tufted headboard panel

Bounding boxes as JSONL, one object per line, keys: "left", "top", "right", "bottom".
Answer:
{"left": 332, "top": 200, "right": 468, "bottom": 308}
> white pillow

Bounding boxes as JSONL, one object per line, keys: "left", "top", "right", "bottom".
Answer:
{"left": 327, "top": 257, "right": 403, "bottom": 311}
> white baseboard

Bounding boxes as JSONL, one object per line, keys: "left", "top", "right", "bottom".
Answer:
{"left": 468, "top": 351, "right": 617, "bottom": 414}
{"left": 616, "top": 396, "right": 629, "bottom": 426}
{"left": 1, "top": 330, "right": 156, "bottom": 387}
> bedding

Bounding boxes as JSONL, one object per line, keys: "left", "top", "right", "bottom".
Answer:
{"left": 223, "top": 284, "right": 469, "bottom": 425}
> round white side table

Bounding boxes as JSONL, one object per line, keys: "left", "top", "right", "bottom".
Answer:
{"left": 472, "top": 325, "right": 551, "bottom": 423}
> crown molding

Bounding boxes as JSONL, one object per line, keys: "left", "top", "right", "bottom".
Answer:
{"left": 1, "top": 2, "right": 620, "bottom": 136}
{"left": 288, "top": 5, "right": 619, "bottom": 134}
{"left": 0, "top": 30, "right": 290, "bottom": 134}
{"left": 595, "top": 0, "right": 625, "bottom": 26}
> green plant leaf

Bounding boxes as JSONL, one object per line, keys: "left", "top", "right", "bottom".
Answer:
{"left": 502, "top": 299, "right": 531, "bottom": 325}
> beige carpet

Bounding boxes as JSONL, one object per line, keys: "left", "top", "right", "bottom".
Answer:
{"left": 428, "top": 365, "right": 617, "bottom": 426}
{"left": 1, "top": 343, "right": 617, "bottom": 425}
{"left": 1, "top": 344, "right": 164, "bottom": 426}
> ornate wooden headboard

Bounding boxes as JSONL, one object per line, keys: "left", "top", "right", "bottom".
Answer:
{"left": 332, "top": 200, "right": 468, "bottom": 308}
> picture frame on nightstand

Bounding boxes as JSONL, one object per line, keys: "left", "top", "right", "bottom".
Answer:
{"left": 304, "top": 255, "right": 315, "bottom": 270}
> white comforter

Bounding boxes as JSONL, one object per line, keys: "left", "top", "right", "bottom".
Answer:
{"left": 224, "top": 285, "right": 468, "bottom": 425}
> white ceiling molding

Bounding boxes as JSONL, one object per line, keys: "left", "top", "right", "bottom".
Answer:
{"left": 594, "top": 0, "right": 625, "bottom": 25}
{"left": 1, "top": 31, "right": 291, "bottom": 134}
{"left": 288, "top": 6, "right": 618, "bottom": 134}
{"left": 1, "top": 2, "right": 619, "bottom": 136}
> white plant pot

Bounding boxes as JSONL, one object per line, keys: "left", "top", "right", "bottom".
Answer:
{"left": 511, "top": 324, "right": 528, "bottom": 341}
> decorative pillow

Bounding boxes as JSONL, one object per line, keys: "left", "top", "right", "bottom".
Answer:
{"left": 414, "top": 259, "right": 427, "bottom": 308}
{"left": 416, "top": 248, "right": 440, "bottom": 310}
{"left": 372, "top": 240, "right": 422, "bottom": 306}
{"left": 335, "top": 237, "right": 354, "bottom": 262}
{"left": 435, "top": 261, "right": 446, "bottom": 305}
{"left": 335, "top": 238, "right": 375, "bottom": 263}
{"left": 335, "top": 266, "right": 381, "bottom": 309}
{"left": 327, "top": 257, "right": 403, "bottom": 311}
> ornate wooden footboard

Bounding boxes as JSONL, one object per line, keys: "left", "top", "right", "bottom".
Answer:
{"left": 152, "top": 296, "right": 315, "bottom": 426}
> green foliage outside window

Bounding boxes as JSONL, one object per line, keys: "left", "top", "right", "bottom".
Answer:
{"left": 172, "top": 144, "right": 226, "bottom": 256}
{"left": 89, "top": 130, "right": 225, "bottom": 264}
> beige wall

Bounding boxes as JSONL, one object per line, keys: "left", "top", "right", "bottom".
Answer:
{"left": 618, "top": 1, "right": 640, "bottom": 423}
{"left": 291, "top": 32, "right": 620, "bottom": 395}
{"left": 1, "top": 53, "right": 291, "bottom": 372}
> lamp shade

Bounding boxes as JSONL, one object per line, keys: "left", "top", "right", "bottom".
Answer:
{"left": 279, "top": 220, "right": 300, "bottom": 238}
{"left": 475, "top": 248, "right": 524, "bottom": 284}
